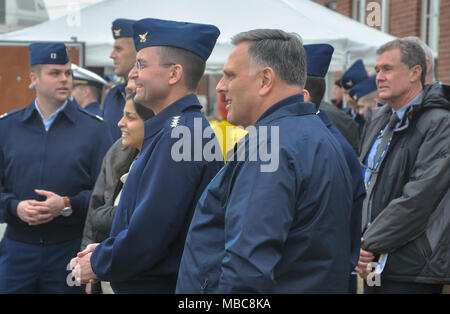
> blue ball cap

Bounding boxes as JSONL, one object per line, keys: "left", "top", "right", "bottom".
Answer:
{"left": 111, "top": 18, "right": 136, "bottom": 39}
{"left": 341, "top": 59, "right": 368, "bottom": 90}
{"left": 132, "top": 18, "right": 220, "bottom": 61}
{"left": 29, "top": 42, "right": 70, "bottom": 66}
{"left": 304, "top": 44, "right": 334, "bottom": 77}
{"left": 349, "top": 75, "right": 377, "bottom": 102}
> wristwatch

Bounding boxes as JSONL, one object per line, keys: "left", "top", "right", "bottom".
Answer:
{"left": 61, "top": 197, "right": 73, "bottom": 217}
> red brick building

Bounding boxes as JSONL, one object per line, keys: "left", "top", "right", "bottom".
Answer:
{"left": 313, "top": 0, "right": 450, "bottom": 84}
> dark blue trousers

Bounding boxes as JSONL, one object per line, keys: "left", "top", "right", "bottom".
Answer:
{"left": 0, "top": 237, "right": 84, "bottom": 294}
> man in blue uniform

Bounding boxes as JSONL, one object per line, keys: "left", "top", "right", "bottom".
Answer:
{"left": 72, "top": 64, "right": 107, "bottom": 117}
{"left": 71, "top": 18, "right": 223, "bottom": 293}
{"left": 349, "top": 75, "right": 378, "bottom": 119}
{"left": 341, "top": 59, "right": 368, "bottom": 135}
{"left": 103, "top": 18, "right": 137, "bottom": 140}
{"left": 303, "top": 43, "right": 366, "bottom": 294}
{"left": 176, "top": 29, "right": 354, "bottom": 294}
{"left": 0, "top": 43, "right": 111, "bottom": 293}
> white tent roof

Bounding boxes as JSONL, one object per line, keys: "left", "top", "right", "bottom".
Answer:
{"left": 0, "top": 0, "right": 395, "bottom": 73}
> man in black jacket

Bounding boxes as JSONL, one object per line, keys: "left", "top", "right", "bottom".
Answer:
{"left": 358, "top": 39, "right": 449, "bottom": 293}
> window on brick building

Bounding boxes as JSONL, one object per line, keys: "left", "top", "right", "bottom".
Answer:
{"left": 421, "top": 0, "right": 440, "bottom": 81}
{"left": 421, "top": 0, "right": 440, "bottom": 55}
{"left": 352, "top": 0, "right": 363, "bottom": 23}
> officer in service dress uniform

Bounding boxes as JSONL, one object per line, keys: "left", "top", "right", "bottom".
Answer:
{"left": 0, "top": 43, "right": 111, "bottom": 293}
{"left": 102, "top": 18, "right": 137, "bottom": 141}
{"left": 349, "top": 75, "right": 379, "bottom": 121}
{"left": 71, "top": 18, "right": 223, "bottom": 294}
{"left": 72, "top": 64, "right": 107, "bottom": 117}
{"left": 341, "top": 59, "right": 369, "bottom": 135}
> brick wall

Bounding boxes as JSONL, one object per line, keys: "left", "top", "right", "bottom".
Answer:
{"left": 389, "top": 0, "right": 421, "bottom": 37}
{"left": 336, "top": 0, "right": 353, "bottom": 17}
{"left": 438, "top": 0, "right": 450, "bottom": 84}
{"left": 313, "top": 0, "right": 449, "bottom": 84}
{"left": 312, "top": 0, "right": 332, "bottom": 6}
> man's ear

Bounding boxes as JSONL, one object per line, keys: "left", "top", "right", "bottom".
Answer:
{"left": 409, "top": 64, "right": 422, "bottom": 83}
{"left": 30, "top": 72, "right": 38, "bottom": 87}
{"left": 302, "top": 89, "right": 311, "bottom": 102}
{"left": 168, "top": 64, "right": 183, "bottom": 86}
{"left": 83, "top": 86, "right": 91, "bottom": 98}
{"left": 259, "top": 67, "right": 275, "bottom": 96}
{"left": 426, "top": 58, "right": 431, "bottom": 77}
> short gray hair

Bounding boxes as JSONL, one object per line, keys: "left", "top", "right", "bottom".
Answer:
{"left": 231, "top": 29, "right": 307, "bottom": 88}
{"left": 402, "top": 36, "right": 436, "bottom": 82}
{"left": 377, "top": 39, "right": 427, "bottom": 86}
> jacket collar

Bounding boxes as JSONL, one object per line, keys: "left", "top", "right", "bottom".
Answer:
{"left": 144, "top": 94, "right": 202, "bottom": 138}
{"left": 114, "top": 81, "right": 127, "bottom": 94}
{"left": 255, "top": 94, "right": 316, "bottom": 126}
{"left": 21, "top": 98, "right": 78, "bottom": 124}
{"left": 317, "top": 109, "right": 333, "bottom": 128}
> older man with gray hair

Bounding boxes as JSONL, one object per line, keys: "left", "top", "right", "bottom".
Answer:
{"left": 402, "top": 36, "right": 437, "bottom": 84}
{"left": 176, "top": 29, "right": 354, "bottom": 293}
{"left": 358, "top": 38, "right": 449, "bottom": 293}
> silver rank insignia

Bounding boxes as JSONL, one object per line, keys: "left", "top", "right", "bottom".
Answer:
{"left": 0, "top": 112, "right": 8, "bottom": 119}
{"left": 170, "top": 116, "right": 181, "bottom": 128}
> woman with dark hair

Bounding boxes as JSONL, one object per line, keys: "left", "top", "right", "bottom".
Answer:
{"left": 80, "top": 90, "right": 153, "bottom": 294}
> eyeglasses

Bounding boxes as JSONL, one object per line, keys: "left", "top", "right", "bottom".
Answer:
{"left": 135, "top": 60, "right": 175, "bottom": 71}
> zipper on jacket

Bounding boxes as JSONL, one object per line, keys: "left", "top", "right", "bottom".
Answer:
{"left": 200, "top": 279, "right": 208, "bottom": 294}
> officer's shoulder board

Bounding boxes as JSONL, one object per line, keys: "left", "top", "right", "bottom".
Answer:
{"left": 166, "top": 114, "right": 189, "bottom": 130}
{"left": 77, "top": 106, "right": 104, "bottom": 122}
{"left": 0, "top": 107, "right": 25, "bottom": 120}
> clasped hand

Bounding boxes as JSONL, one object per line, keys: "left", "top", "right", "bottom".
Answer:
{"left": 70, "top": 243, "right": 99, "bottom": 285}
{"left": 17, "top": 189, "right": 65, "bottom": 226}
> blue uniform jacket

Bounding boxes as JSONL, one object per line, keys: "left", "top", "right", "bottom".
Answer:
{"left": 317, "top": 110, "right": 366, "bottom": 270}
{"left": 84, "top": 102, "right": 102, "bottom": 117}
{"left": 90, "top": 94, "right": 223, "bottom": 292}
{"left": 0, "top": 100, "right": 112, "bottom": 244}
{"left": 103, "top": 82, "right": 126, "bottom": 141}
{"left": 176, "top": 94, "right": 354, "bottom": 294}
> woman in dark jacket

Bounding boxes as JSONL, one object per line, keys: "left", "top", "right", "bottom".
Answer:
{"left": 81, "top": 91, "right": 153, "bottom": 293}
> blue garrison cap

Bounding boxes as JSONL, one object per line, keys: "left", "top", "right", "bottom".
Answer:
{"left": 341, "top": 59, "right": 368, "bottom": 90}
{"left": 305, "top": 44, "right": 334, "bottom": 77}
{"left": 29, "top": 43, "right": 70, "bottom": 65}
{"left": 132, "top": 18, "right": 220, "bottom": 61}
{"left": 111, "top": 18, "right": 136, "bottom": 39}
{"left": 349, "top": 75, "right": 377, "bottom": 102}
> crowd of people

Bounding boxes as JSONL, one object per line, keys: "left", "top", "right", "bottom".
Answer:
{"left": 0, "top": 16, "right": 448, "bottom": 294}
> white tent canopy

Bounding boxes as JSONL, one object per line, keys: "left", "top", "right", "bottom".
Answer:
{"left": 0, "top": 0, "right": 395, "bottom": 73}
